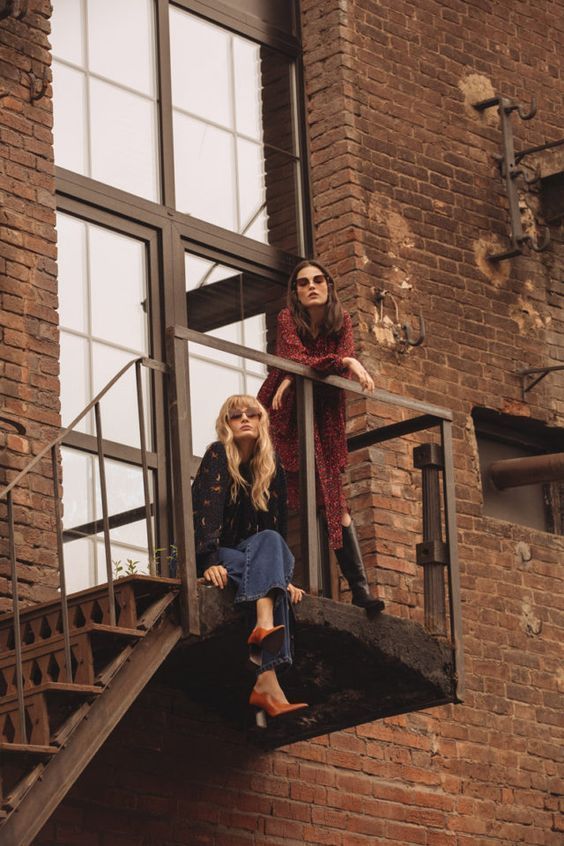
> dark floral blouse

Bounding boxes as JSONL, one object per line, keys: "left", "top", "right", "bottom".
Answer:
{"left": 192, "top": 441, "right": 288, "bottom": 575}
{"left": 258, "top": 307, "right": 355, "bottom": 550}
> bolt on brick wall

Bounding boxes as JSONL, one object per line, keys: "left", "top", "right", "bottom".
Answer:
{"left": 0, "top": 1, "right": 60, "bottom": 609}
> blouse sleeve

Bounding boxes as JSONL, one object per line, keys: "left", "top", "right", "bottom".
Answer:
{"left": 276, "top": 309, "right": 354, "bottom": 375}
{"left": 191, "top": 442, "right": 230, "bottom": 573}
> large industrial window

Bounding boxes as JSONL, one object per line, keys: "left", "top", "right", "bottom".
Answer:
{"left": 51, "top": 0, "right": 309, "bottom": 590}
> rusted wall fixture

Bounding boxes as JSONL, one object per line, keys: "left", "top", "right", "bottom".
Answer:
{"left": 374, "top": 289, "right": 425, "bottom": 352}
{"left": 473, "top": 94, "right": 562, "bottom": 262}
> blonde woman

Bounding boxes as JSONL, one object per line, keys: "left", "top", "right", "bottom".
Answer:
{"left": 192, "top": 395, "right": 307, "bottom": 724}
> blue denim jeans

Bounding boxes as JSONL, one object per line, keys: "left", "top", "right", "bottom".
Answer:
{"left": 218, "top": 530, "right": 294, "bottom": 674}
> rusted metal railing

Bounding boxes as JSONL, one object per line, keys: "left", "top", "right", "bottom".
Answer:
{"left": 0, "top": 357, "right": 166, "bottom": 740}
{"left": 166, "top": 325, "right": 464, "bottom": 701}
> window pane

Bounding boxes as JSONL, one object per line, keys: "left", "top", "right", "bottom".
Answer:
{"left": 234, "top": 39, "right": 262, "bottom": 140}
{"left": 243, "top": 314, "right": 267, "bottom": 374}
{"left": 52, "top": 61, "right": 87, "bottom": 174}
{"left": 60, "top": 332, "right": 91, "bottom": 433}
{"left": 51, "top": 0, "right": 84, "bottom": 65}
{"left": 173, "top": 114, "right": 236, "bottom": 230}
{"left": 237, "top": 138, "right": 266, "bottom": 241}
{"left": 170, "top": 7, "right": 231, "bottom": 127}
{"left": 188, "top": 357, "right": 243, "bottom": 456}
{"left": 169, "top": 8, "right": 301, "bottom": 249}
{"left": 94, "top": 459, "right": 153, "bottom": 548}
{"left": 90, "top": 78, "right": 159, "bottom": 202}
{"left": 64, "top": 538, "right": 94, "bottom": 594}
{"left": 57, "top": 213, "right": 88, "bottom": 333}
{"left": 87, "top": 0, "right": 156, "bottom": 96}
{"left": 89, "top": 225, "right": 148, "bottom": 352}
{"left": 91, "top": 343, "right": 149, "bottom": 447}
{"left": 62, "top": 448, "right": 94, "bottom": 533}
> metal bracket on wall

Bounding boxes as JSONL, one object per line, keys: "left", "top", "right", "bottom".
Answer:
{"left": 516, "top": 364, "right": 564, "bottom": 399}
{"left": 374, "top": 289, "right": 425, "bottom": 351}
{"left": 473, "top": 95, "right": 555, "bottom": 263}
{"left": 0, "top": 0, "right": 28, "bottom": 20}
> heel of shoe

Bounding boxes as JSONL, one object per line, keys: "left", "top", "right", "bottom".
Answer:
{"left": 255, "top": 709, "right": 267, "bottom": 729}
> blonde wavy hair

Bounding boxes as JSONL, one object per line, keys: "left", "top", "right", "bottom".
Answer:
{"left": 215, "top": 395, "right": 276, "bottom": 511}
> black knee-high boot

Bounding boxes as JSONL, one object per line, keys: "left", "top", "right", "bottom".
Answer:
{"left": 335, "top": 522, "right": 385, "bottom": 613}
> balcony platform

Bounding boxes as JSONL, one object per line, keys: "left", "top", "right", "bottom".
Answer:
{"left": 158, "top": 584, "right": 456, "bottom": 748}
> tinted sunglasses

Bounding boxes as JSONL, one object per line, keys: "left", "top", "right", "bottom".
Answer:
{"left": 228, "top": 407, "right": 262, "bottom": 421}
{"left": 295, "top": 274, "right": 327, "bottom": 288}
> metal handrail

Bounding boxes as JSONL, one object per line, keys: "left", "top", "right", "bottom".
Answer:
{"left": 166, "top": 325, "right": 464, "bottom": 701}
{"left": 0, "top": 355, "right": 166, "bottom": 742}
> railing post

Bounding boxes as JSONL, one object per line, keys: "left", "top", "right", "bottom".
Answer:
{"left": 413, "top": 443, "right": 448, "bottom": 636}
{"left": 94, "top": 402, "right": 116, "bottom": 627}
{"left": 165, "top": 327, "right": 200, "bottom": 636}
{"left": 7, "top": 491, "right": 27, "bottom": 743}
{"left": 135, "top": 361, "right": 156, "bottom": 574}
{"left": 51, "top": 446, "right": 73, "bottom": 683}
{"left": 295, "top": 375, "right": 320, "bottom": 595}
{"left": 440, "top": 420, "right": 465, "bottom": 701}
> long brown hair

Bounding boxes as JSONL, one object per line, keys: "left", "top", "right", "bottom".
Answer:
{"left": 215, "top": 395, "right": 276, "bottom": 511}
{"left": 287, "top": 259, "right": 344, "bottom": 340}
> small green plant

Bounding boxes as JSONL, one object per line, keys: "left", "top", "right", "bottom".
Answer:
{"left": 151, "top": 545, "right": 177, "bottom": 577}
{"left": 112, "top": 558, "right": 140, "bottom": 579}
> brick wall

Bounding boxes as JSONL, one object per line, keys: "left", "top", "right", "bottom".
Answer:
{"left": 15, "top": 0, "right": 564, "bottom": 843}
{"left": 0, "top": 1, "right": 59, "bottom": 609}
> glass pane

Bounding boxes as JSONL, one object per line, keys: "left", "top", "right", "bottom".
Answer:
{"left": 61, "top": 448, "right": 94, "bottom": 534}
{"left": 52, "top": 61, "right": 87, "bottom": 174}
{"left": 242, "top": 314, "right": 267, "bottom": 373}
{"left": 91, "top": 343, "right": 150, "bottom": 448}
{"left": 188, "top": 356, "right": 243, "bottom": 456}
{"left": 198, "top": 325, "right": 242, "bottom": 368}
{"left": 169, "top": 7, "right": 231, "bottom": 127}
{"left": 173, "top": 113, "right": 236, "bottom": 230}
{"left": 245, "top": 372, "right": 267, "bottom": 398}
{"left": 94, "top": 459, "right": 152, "bottom": 548}
{"left": 64, "top": 538, "right": 94, "bottom": 594}
{"left": 90, "top": 78, "right": 159, "bottom": 202}
{"left": 234, "top": 38, "right": 262, "bottom": 141}
{"left": 89, "top": 225, "right": 148, "bottom": 352}
{"left": 237, "top": 138, "right": 266, "bottom": 241}
{"left": 60, "top": 332, "right": 91, "bottom": 433}
{"left": 87, "top": 0, "right": 156, "bottom": 96}
{"left": 57, "top": 213, "right": 88, "bottom": 333}
{"left": 51, "top": 0, "right": 84, "bottom": 65}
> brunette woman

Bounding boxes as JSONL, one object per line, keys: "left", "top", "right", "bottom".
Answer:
{"left": 191, "top": 394, "right": 307, "bottom": 725}
{"left": 258, "top": 260, "right": 384, "bottom": 613}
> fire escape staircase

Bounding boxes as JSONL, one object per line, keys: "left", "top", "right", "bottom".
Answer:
{"left": 0, "top": 576, "right": 182, "bottom": 845}
{"left": 0, "top": 329, "right": 465, "bottom": 844}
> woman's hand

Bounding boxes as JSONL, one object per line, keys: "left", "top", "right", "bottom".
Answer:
{"left": 287, "top": 583, "right": 305, "bottom": 604}
{"left": 272, "top": 377, "right": 292, "bottom": 411}
{"left": 342, "top": 357, "right": 375, "bottom": 392}
{"left": 203, "top": 564, "right": 228, "bottom": 588}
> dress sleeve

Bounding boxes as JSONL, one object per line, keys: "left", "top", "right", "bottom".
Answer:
{"left": 276, "top": 309, "right": 354, "bottom": 375}
{"left": 191, "top": 442, "right": 230, "bottom": 573}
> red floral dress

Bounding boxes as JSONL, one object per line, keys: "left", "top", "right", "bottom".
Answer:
{"left": 258, "top": 307, "right": 355, "bottom": 549}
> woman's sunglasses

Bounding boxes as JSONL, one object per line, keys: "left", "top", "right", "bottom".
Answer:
{"left": 295, "top": 274, "right": 327, "bottom": 288}
{"left": 228, "top": 407, "right": 262, "bottom": 421}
